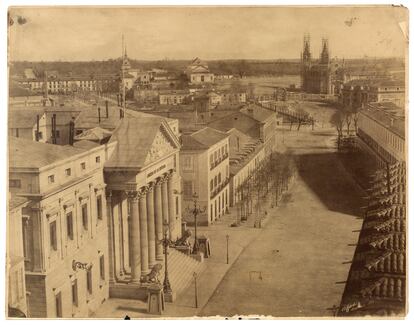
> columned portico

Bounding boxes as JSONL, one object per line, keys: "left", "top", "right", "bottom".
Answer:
{"left": 127, "top": 191, "right": 140, "bottom": 283}
{"left": 154, "top": 179, "right": 164, "bottom": 260}
{"left": 107, "top": 170, "right": 179, "bottom": 287}
{"left": 138, "top": 188, "right": 149, "bottom": 276}
{"left": 146, "top": 183, "right": 156, "bottom": 268}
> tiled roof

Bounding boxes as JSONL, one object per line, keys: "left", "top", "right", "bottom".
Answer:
{"left": 339, "top": 162, "right": 406, "bottom": 317}
{"left": 74, "top": 127, "right": 112, "bottom": 142}
{"left": 9, "top": 106, "right": 82, "bottom": 128}
{"left": 72, "top": 139, "right": 102, "bottom": 150}
{"left": 181, "top": 134, "right": 209, "bottom": 151}
{"left": 208, "top": 112, "right": 261, "bottom": 139}
{"left": 227, "top": 128, "right": 263, "bottom": 175}
{"left": 181, "top": 127, "right": 228, "bottom": 151}
{"left": 9, "top": 137, "right": 87, "bottom": 169}
{"left": 191, "top": 127, "right": 228, "bottom": 146}
{"left": 8, "top": 108, "right": 45, "bottom": 128}
{"left": 361, "top": 103, "right": 405, "bottom": 139}
{"left": 104, "top": 116, "right": 167, "bottom": 170}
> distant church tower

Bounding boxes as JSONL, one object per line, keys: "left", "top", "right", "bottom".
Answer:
{"left": 300, "top": 34, "right": 332, "bottom": 95}
{"left": 319, "top": 38, "right": 331, "bottom": 94}
{"left": 301, "top": 34, "right": 312, "bottom": 91}
{"left": 121, "top": 36, "right": 131, "bottom": 76}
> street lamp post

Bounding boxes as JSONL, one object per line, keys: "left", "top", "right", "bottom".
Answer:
{"left": 187, "top": 192, "right": 206, "bottom": 255}
{"left": 193, "top": 272, "right": 198, "bottom": 308}
{"left": 226, "top": 235, "right": 229, "bottom": 264}
{"left": 161, "top": 221, "right": 172, "bottom": 295}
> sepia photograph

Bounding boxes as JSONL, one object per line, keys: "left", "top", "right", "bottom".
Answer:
{"left": 5, "top": 3, "right": 408, "bottom": 319}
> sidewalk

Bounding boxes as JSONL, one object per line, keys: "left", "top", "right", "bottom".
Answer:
{"left": 93, "top": 180, "right": 296, "bottom": 319}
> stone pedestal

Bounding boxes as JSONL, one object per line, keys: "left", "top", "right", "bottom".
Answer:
{"left": 147, "top": 284, "right": 165, "bottom": 315}
{"left": 198, "top": 235, "right": 211, "bottom": 258}
{"left": 191, "top": 252, "right": 204, "bottom": 263}
{"left": 164, "top": 289, "right": 176, "bottom": 303}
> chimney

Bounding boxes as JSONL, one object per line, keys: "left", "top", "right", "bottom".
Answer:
{"left": 105, "top": 100, "right": 109, "bottom": 118}
{"left": 98, "top": 107, "right": 101, "bottom": 123}
{"left": 69, "top": 119, "right": 75, "bottom": 146}
{"left": 35, "top": 115, "right": 40, "bottom": 141}
{"left": 51, "top": 114, "right": 57, "bottom": 144}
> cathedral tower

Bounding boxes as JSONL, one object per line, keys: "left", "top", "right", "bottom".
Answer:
{"left": 301, "top": 34, "right": 312, "bottom": 91}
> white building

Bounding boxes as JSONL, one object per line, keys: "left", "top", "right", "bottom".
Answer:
{"left": 357, "top": 102, "right": 405, "bottom": 167}
{"left": 180, "top": 127, "right": 230, "bottom": 225}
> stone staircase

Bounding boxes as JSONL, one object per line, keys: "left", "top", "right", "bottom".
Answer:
{"left": 158, "top": 248, "right": 205, "bottom": 298}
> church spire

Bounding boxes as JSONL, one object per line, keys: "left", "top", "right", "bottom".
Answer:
{"left": 320, "top": 38, "right": 329, "bottom": 64}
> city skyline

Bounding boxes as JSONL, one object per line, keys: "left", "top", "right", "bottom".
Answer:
{"left": 8, "top": 6, "right": 407, "bottom": 62}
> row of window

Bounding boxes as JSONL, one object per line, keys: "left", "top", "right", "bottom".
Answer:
{"left": 47, "top": 157, "right": 100, "bottom": 185}
{"left": 49, "top": 196, "right": 103, "bottom": 252}
{"left": 210, "top": 190, "right": 228, "bottom": 221}
{"left": 209, "top": 169, "right": 229, "bottom": 192}
{"left": 360, "top": 115, "right": 404, "bottom": 155}
{"left": 209, "top": 145, "right": 228, "bottom": 169}
{"left": 55, "top": 255, "right": 105, "bottom": 317}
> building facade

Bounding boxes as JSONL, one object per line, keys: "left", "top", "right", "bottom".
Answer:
{"left": 357, "top": 102, "right": 405, "bottom": 168}
{"left": 9, "top": 137, "right": 115, "bottom": 318}
{"left": 159, "top": 90, "right": 191, "bottom": 105}
{"left": 340, "top": 80, "right": 405, "bottom": 109}
{"left": 180, "top": 127, "right": 230, "bottom": 225}
{"left": 8, "top": 196, "right": 30, "bottom": 317}
{"left": 186, "top": 58, "right": 214, "bottom": 85}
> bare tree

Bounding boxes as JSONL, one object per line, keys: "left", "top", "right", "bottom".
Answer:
{"left": 330, "top": 110, "right": 346, "bottom": 149}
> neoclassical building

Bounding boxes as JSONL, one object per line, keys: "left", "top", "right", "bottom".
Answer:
{"left": 8, "top": 101, "right": 184, "bottom": 315}
{"left": 104, "top": 115, "right": 182, "bottom": 291}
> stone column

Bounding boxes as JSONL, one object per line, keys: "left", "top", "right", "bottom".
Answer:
{"left": 167, "top": 172, "right": 176, "bottom": 239}
{"left": 139, "top": 187, "right": 149, "bottom": 276}
{"left": 146, "top": 184, "right": 156, "bottom": 268}
{"left": 106, "top": 191, "right": 116, "bottom": 283}
{"left": 161, "top": 175, "right": 170, "bottom": 231}
{"left": 127, "top": 191, "right": 140, "bottom": 283}
{"left": 154, "top": 179, "right": 164, "bottom": 260}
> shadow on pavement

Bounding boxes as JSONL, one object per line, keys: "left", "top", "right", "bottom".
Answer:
{"left": 295, "top": 152, "right": 365, "bottom": 217}
{"left": 116, "top": 306, "right": 148, "bottom": 314}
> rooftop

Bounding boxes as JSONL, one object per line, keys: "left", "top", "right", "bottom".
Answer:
{"left": 9, "top": 195, "right": 29, "bottom": 210}
{"left": 74, "top": 103, "right": 175, "bottom": 131}
{"left": 8, "top": 106, "right": 82, "bottom": 128}
{"left": 9, "top": 137, "right": 88, "bottom": 169}
{"left": 181, "top": 127, "right": 228, "bottom": 151}
{"left": 227, "top": 128, "right": 263, "bottom": 175}
{"left": 208, "top": 111, "right": 261, "bottom": 139}
{"left": 105, "top": 115, "right": 178, "bottom": 170}
{"left": 362, "top": 102, "right": 405, "bottom": 139}
{"left": 74, "top": 126, "right": 112, "bottom": 142}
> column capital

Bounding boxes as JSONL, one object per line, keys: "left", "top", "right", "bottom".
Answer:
{"left": 147, "top": 182, "right": 155, "bottom": 193}
{"left": 138, "top": 186, "right": 149, "bottom": 198}
{"left": 105, "top": 189, "right": 113, "bottom": 198}
{"left": 126, "top": 190, "right": 139, "bottom": 201}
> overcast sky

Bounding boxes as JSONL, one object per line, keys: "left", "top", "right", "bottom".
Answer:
{"left": 8, "top": 6, "right": 408, "bottom": 61}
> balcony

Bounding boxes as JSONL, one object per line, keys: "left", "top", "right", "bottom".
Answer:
{"left": 210, "top": 177, "right": 230, "bottom": 199}
{"left": 210, "top": 152, "right": 229, "bottom": 170}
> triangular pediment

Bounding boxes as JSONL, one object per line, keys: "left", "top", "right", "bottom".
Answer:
{"left": 143, "top": 125, "right": 178, "bottom": 166}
